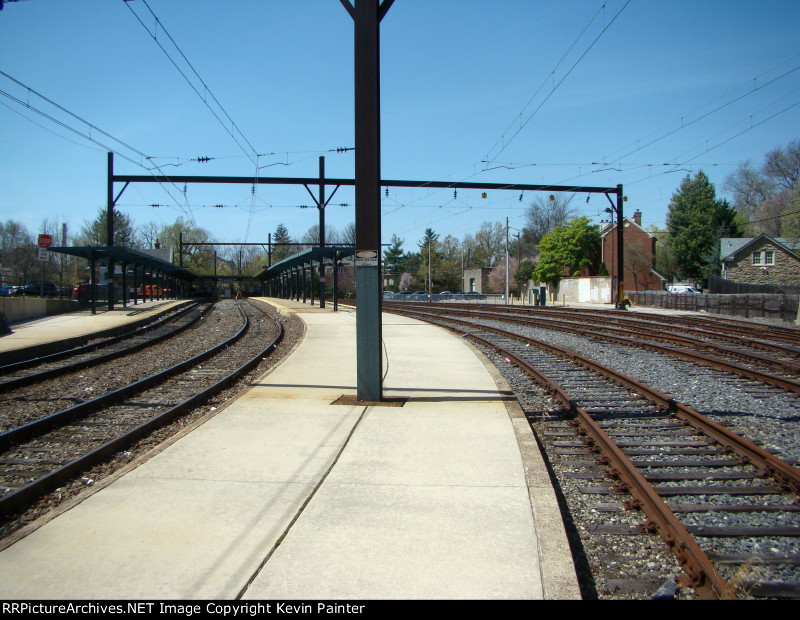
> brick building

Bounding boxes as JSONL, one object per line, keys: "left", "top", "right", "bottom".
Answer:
{"left": 720, "top": 235, "right": 800, "bottom": 286}
{"left": 600, "top": 209, "right": 667, "bottom": 292}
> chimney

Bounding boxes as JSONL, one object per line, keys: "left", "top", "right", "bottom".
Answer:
{"left": 633, "top": 209, "right": 642, "bottom": 226}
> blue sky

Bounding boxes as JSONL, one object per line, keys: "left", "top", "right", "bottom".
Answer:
{"left": 2, "top": 0, "right": 799, "bottom": 254}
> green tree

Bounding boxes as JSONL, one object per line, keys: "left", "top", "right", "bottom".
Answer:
{"left": 78, "top": 207, "right": 139, "bottom": 247}
{"left": 159, "top": 217, "right": 214, "bottom": 271}
{"left": 436, "top": 234, "right": 463, "bottom": 292}
{"left": 416, "top": 228, "right": 439, "bottom": 292}
{"left": 383, "top": 234, "right": 405, "bottom": 269}
{"left": 514, "top": 259, "right": 536, "bottom": 288}
{"left": 0, "top": 220, "right": 36, "bottom": 286}
{"left": 383, "top": 234, "right": 405, "bottom": 291}
{"left": 667, "top": 172, "right": 743, "bottom": 280}
{"left": 271, "top": 223, "right": 292, "bottom": 262}
{"left": 532, "top": 217, "right": 601, "bottom": 283}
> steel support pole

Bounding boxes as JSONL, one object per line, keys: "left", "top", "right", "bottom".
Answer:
{"left": 107, "top": 152, "right": 115, "bottom": 311}
{"left": 615, "top": 184, "right": 626, "bottom": 309}
{"left": 318, "top": 156, "right": 327, "bottom": 309}
{"left": 122, "top": 261, "right": 128, "bottom": 308}
{"left": 333, "top": 255, "right": 339, "bottom": 312}
{"left": 352, "top": 0, "right": 384, "bottom": 401}
{"left": 133, "top": 264, "right": 138, "bottom": 306}
{"left": 107, "top": 152, "right": 114, "bottom": 249}
{"left": 90, "top": 255, "right": 97, "bottom": 315}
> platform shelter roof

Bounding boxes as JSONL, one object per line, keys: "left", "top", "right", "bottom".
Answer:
{"left": 256, "top": 246, "right": 355, "bottom": 280}
{"left": 48, "top": 246, "right": 198, "bottom": 280}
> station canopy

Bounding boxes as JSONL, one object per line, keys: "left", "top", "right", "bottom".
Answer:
{"left": 48, "top": 246, "right": 198, "bottom": 280}
{"left": 255, "top": 246, "right": 355, "bottom": 281}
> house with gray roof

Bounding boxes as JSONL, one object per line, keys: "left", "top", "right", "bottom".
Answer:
{"left": 719, "top": 235, "right": 800, "bottom": 286}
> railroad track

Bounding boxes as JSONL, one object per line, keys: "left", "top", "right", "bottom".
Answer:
{"left": 385, "top": 302, "right": 800, "bottom": 393}
{"left": 0, "top": 299, "right": 283, "bottom": 519}
{"left": 387, "top": 305, "right": 800, "bottom": 600}
{"left": 0, "top": 301, "right": 211, "bottom": 393}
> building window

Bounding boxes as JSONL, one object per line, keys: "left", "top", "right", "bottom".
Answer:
{"left": 752, "top": 250, "right": 776, "bottom": 266}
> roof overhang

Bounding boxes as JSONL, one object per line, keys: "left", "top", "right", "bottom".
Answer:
{"left": 48, "top": 246, "right": 198, "bottom": 280}
{"left": 255, "top": 246, "right": 356, "bottom": 280}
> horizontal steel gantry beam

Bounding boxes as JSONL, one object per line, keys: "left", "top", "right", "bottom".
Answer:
{"left": 111, "top": 174, "right": 620, "bottom": 195}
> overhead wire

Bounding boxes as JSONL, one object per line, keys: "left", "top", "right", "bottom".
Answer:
{"left": 482, "top": 0, "right": 632, "bottom": 166}
{"left": 599, "top": 51, "right": 800, "bottom": 164}
{"left": 0, "top": 70, "right": 149, "bottom": 168}
{"left": 122, "top": 0, "right": 259, "bottom": 167}
{"left": 0, "top": 70, "right": 199, "bottom": 225}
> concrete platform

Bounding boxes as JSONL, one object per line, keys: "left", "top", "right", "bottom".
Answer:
{"left": 0, "top": 298, "right": 580, "bottom": 600}
{"left": 0, "top": 299, "right": 187, "bottom": 362}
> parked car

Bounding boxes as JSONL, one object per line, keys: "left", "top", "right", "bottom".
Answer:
{"left": 13, "top": 283, "right": 58, "bottom": 297}
{"left": 391, "top": 291, "right": 414, "bottom": 301}
{"left": 463, "top": 291, "right": 486, "bottom": 300}
{"left": 408, "top": 291, "right": 429, "bottom": 301}
{"left": 1, "top": 286, "right": 20, "bottom": 296}
{"left": 437, "top": 291, "right": 453, "bottom": 300}
{"left": 666, "top": 285, "right": 700, "bottom": 294}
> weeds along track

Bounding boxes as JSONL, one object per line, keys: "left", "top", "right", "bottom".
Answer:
{"left": 0, "top": 299, "right": 283, "bottom": 520}
{"left": 387, "top": 305, "right": 800, "bottom": 600}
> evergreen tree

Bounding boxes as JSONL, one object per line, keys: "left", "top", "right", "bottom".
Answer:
{"left": 383, "top": 234, "right": 404, "bottom": 268}
{"left": 78, "top": 207, "right": 139, "bottom": 247}
{"left": 271, "top": 223, "right": 292, "bottom": 262}
{"left": 667, "top": 172, "right": 743, "bottom": 280}
{"left": 417, "top": 229, "right": 439, "bottom": 292}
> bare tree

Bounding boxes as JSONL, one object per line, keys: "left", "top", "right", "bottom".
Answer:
{"left": 340, "top": 222, "right": 356, "bottom": 247}
{"left": 524, "top": 194, "right": 576, "bottom": 249}
{"left": 725, "top": 141, "right": 800, "bottom": 235}
{"left": 724, "top": 160, "right": 776, "bottom": 225}
{"left": 464, "top": 222, "right": 505, "bottom": 267}
{"left": 764, "top": 139, "right": 800, "bottom": 191}
{"left": 138, "top": 221, "right": 162, "bottom": 249}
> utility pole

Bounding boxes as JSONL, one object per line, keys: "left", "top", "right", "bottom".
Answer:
{"left": 428, "top": 239, "right": 432, "bottom": 299}
{"left": 505, "top": 217, "right": 509, "bottom": 305}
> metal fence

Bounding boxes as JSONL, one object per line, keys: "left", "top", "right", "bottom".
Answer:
{"left": 627, "top": 290, "right": 800, "bottom": 322}
{"left": 707, "top": 276, "right": 800, "bottom": 296}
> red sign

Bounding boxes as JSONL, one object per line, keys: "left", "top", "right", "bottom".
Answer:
{"left": 38, "top": 234, "right": 53, "bottom": 248}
